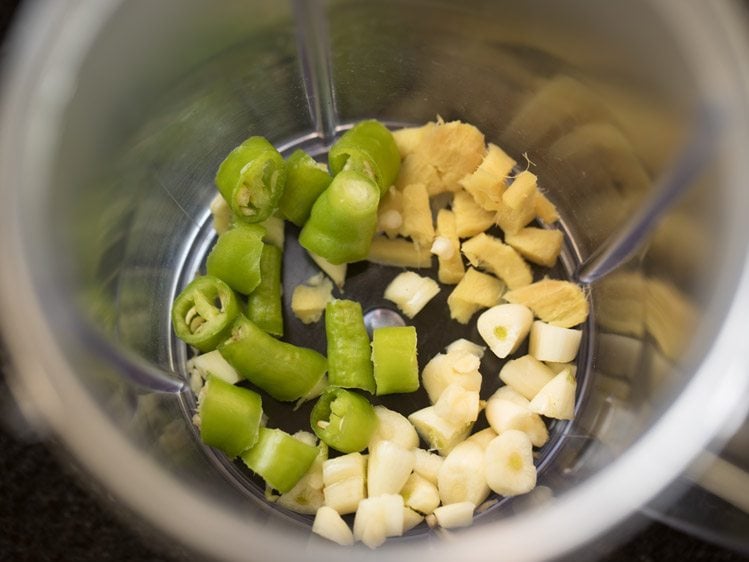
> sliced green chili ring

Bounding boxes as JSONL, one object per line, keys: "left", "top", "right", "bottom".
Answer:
{"left": 372, "top": 326, "right": 419, "bottom": 395}
{"left": 328, "top": 120, "right": 400, "bottom": 195}
{"left": 279, "top": 149, "right": 333, "bottom": 227}
{"left": 215, "top": 136, "right": 287, "bottom": 224}
{"left": 241, "top": 427, "right": 319, "bottom": 493}
{"left": 218, "top": 315, "right": 327, "bottom": 402}
{"left": 171, "top": 275, "right": 240, "bottom": 352}
{"left": 310, "top": 388, "right": 377, "bottom": 453}
{"left": 298, "top": 170, "right": 380, "bottom": 265}
{"left": 198, "top": 376, "right": 263, "bottom": 457}
{"left": 247, "top": 243, "right": 284, "bottom": 337}
{"left": 206, "top": 223, "right": 266, "bottom": 295}
{"left": 325, "top": 300, "right": 375, "bottom": 393}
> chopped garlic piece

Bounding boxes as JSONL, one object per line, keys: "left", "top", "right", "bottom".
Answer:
{"left": 421, "top": 350, "right": 482, "bottom": 404}
{"left": 485, "top": 431, "right": 537, "bottom": 496}
{"left": 445, "top": 338, "right": 485, "bottom": 358}
{"left": 369, "top": 405, "right": 420, "bottom": 451}
{"left": 529, "top": 368, "right": 576, "bottom": 420}
{"left": 384, "top": 271, "right": 440, "bottom": 318}
{"left": 368, "top": 440, "right": 415, "bottom": 497}
{"left": 434, "top": 383, "right": 480, "bottom": 425}
{"left": 313, "top": 506, "right": 354, "bottom": 546}
{"left": 430, "top": 236, "right": 454, "bottom": 259}
{"left": 438, "top": 441, "right": 490, "bottom": 505}
{"left": 400, "top": 473, "right": 440, "bottom": 515}
{"left": 477, "top": 304, "right": 534, "bottom": 359}
{"left": 499, "top": 355, "right": 556, "bottom": 400}
{"left": 353, "top": 495, "right": 405, "bottom": 549}
{"left": 187, "top": 350, "right": 241, "bottom": 385}
{"left": 529, "top": 321, "right": 583, "bottom": 363}
{"left": 408, "top": 406, "right": 473, "bottom": 456}
{"left": 432, "top": 502, "right": 475, "bottom": 529}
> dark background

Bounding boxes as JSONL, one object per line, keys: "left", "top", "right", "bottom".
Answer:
{"left": 0, "top": 0, "right": 747, "bottom": 560}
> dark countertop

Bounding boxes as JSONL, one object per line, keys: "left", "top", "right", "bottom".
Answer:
{"left": 0, "top": 1, "right": 748, "bottom": 560}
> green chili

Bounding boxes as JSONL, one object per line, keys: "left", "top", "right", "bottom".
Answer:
{"left": 325, "top": 300, "right": 375, "bottom": 393}
{"left": 198, "top": 376, "right": 263, "bottom": 457}
{"left": 247, "top": 243, "right": 284, "bottom": 337}
{"left": 215, "top": 136, "right": 287, "bottom": 224}
{"left": 328, "top": 120, "right": 401, "bottom": 195}
{"left": 171, "top": 275, "right": 240, "bottom": 352}
{"left": 218, "top": 315, "right": 327, "bottom": 402}
{"left": 310, "top": 388, "right": 377, "bottom": 453}
{"left": 205, "top": 223, "right": 265, "bottom": 295}
{"left": 298, "top": 170, "right": 380, "bottom": 265}
{"left": 372, "top": 326, "right": 419, "bottom": 395}
{"left": 241, "top": 427, "right": 319, "bottom": 493}
{"left": 279, "top": 149, "right": 332, "bottom": 227}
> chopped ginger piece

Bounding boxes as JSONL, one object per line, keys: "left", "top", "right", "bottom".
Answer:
{"left": 503, "top": 278, "right": 589, "bottom": 328}
{"left": 447, "top": 267, "right": 505, "bottom": 324}
{"left": 461, "top": 233, "right": 532, "bottom": 290}
{"left": 377, "top": 186, "right": 404, "bottom": 239}
{"left": 534, "top": 191, "right": 559, "bottom": 224}
{"left": 459, "top": 143, "right": 516, "bottom": 211}
{"left": 395, "top": 151, "right": 442, "bottom": 193}
{"left": 392, "top": 123, "right": 435, "bottom": 158}
{"left": 495, "top": 170, "right": 538, "bottom": 234}
{"left": 367, "top": 236, "right": 433, "bottom": 268}
{"left": 504, "top": 227, "right": 564, "bottom": 267}
{"left": 400, "top": 120, "right": 486, "bottom": 196}
{"left": 452, "top": 190, "right": 496, "bottom": 238}
{"left": 401, "top": 183, "right": 435, "bottom": 247}
{"left": 434, "top": 209, "right": 465, "bottom": 284}
{"left": 291, "top": 273, "right": 334, "bottom": 324}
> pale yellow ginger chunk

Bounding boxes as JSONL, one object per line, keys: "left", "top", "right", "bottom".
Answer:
{"left": 434, "top": 209, "right": 465, "bottom": 284}
{"left": 399, "top": 120, "right": 485, "bottom": 196}
{"left": 291, "top": 273, "right": 334, "bottom": 324}
{"left": 392, "top": 123, "right": 435, "bottom": 158}
{"left": 534, "top": 191, "right": 559, "bottom": 224}
{"left": 503, "top": 278, "right": 589, "bottom": 328}
{"left": 447, "top": 267, "right": 506, "bottom": 324}
{"left": 395, "top": 151, "right": 442, "bottom": 193}
{"left": 377, "top": 186, "right": 404, "bottom": 239}
{"left": 461, "top": 233, "right": 532, "bottom": 290}
{"left": 495, "top": 170, "right": 538, "bottom": 235}
{"left": 459, "top": 143, "right": 516, "bottom": 211}
{"left": 452, "top": 190, "right": 496, "bottom": 238}
{"left": 504, "top": 227, "right": 564, "bottom": 267}
{"left": 367, "top": 236, "right": 433, "bottom": 268}
{"left": 401, "top": 183, "right": 435, "bottom": 247}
